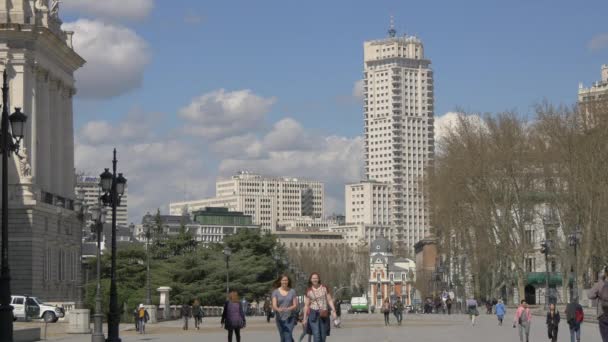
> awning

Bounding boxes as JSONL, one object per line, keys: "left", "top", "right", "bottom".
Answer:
{"left": 526, "top": 272, "right": 572, "bottom": 287}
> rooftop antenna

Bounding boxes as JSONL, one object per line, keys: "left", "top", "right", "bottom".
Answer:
{"left": 388, "top": 15, "right": 396, "bottom": 38}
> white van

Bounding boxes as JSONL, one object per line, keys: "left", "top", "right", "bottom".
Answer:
{"left": 11, "top": 295, "right": 65, "bottom": 322}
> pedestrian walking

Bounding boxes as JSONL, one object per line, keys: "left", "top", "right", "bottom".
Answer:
{"left": 466, "top": 298, "right": 479, "bottom": 326}
{"left": 382, "top": 297, "right": 391, "bottom": 326}
{"left": 303, "top": 272, "right": 338, "bottom": 342}
{"left": 513, "top": 300, "right": 532, "bottom": 342}
{"left": 333, "top": 299, "right": 341, "bottom": 328}
{"left": 181, "top": 300, "right": 192, "bottom": 330}
{"left": 587, "top": 266, "right": 608, "bottom": 342}
{"left": 546, "top": 303, "right": 560, "bottom": 342}
{"left": 264, "top": 297, "right": 273, "bottom": 323}
{"left": 272, "top": 274, "right": 298, "bottom": 342}
{"left": 132, "top": 307, "right": 139, "bottom": 332}
{"left": 192, "top": 299, "right": 204, "bottom": 330}
{"left": 446, "top": 296, "right": 453, "bottom": 315}
{"left": 393, "top": 297, "right": 404, "bottom": 325}
{"left": 136, "top": 304, "right": 150, "bottom": 334}
{"left": 496, "top": 299, "right": 506, "bottom": 326}
{"left": 222, "top": 290, "right": 246, "bottom": 342}
{"left": 565, "top": 297, "right": 584, "bottom": 342}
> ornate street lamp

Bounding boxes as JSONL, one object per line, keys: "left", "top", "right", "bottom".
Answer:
{"left": 99, "top": 149, "right": 127, "bottom": 342}
{"left": 223, "top": 246, "right": 231, "bottom": 295}
{"left": 89, "top": 203, "right": 106, "bottom": 342}
{"left": 568, "top": 228, "right": 582, "bottom": 301}
{"left": 0, "top": 69, "right": 28, "bottom": 342}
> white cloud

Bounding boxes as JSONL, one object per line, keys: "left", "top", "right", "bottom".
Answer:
{"left": 179, "top": 89, "right": 276, "bottom": 140}
{"left": 352, "top": 79, "right": 364, "bottom": 99}
{"left": 63, "top": 0, "right": 154, "bottom": 21}
{"left": 588, "top": 33, "right": 608, "bottom": 51}
{"left": 434, "top": 112, "right": 485, "bottom": 148}
{"left": 63, "top": 19, "right": 151, "bottom": 99}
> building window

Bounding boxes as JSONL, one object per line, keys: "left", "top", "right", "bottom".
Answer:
{"left": 525, "top": 258, "right": 535, "bottom": 273}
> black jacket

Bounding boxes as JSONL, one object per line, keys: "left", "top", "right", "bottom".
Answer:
{"left": 546, "top": 311, "right": 560, "bottom": 326}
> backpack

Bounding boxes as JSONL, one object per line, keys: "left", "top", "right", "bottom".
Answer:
{"left": 575, "top": 307, "right": 584, "bottom": 323}
{"left": 138, "top": 308, "right": 145, "bottom": 319}
{"left": 600, "top": 282, "right": 608, "bottom": 314}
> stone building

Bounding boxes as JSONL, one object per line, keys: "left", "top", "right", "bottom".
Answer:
{"left": 0, "top": 0, "right": 85, "bottom": 301}
{"left": 369, "top": 237, "right": 415, "bottom": 308}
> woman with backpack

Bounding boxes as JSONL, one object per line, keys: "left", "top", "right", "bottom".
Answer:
{"left": 546, "top": 303, "right": 560, "bottom": 342}
{"left": 303, "top": 272, "right": 337, "bottom": 342}
{"left": 382, "top": 298, "right": 391, "bottom": 326}
{"left": 222, "top": 290, "right": 246, "bottom": 342}
{"left": 513, "top": 300, "right": 532, "bottom": 342}
{"left": 192, "top": 299, "right": 204, "bottom": 330}
{"left": 466, "top": 298, "right": 479, "bottom": 326}
{"left": 566, "top": 297, "right": 584, "bottom": 342}
{"left": 272, "top": 274, "right": 298, "bottom": 342}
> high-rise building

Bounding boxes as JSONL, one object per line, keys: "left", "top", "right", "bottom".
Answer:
{"left": 169, "top": 171, "right": 324, "bottom": 231}
{"left": 362, "top": 23, "right": 435, "bottom": 253}
{"left": 0, "top": 1, "right": 85, "bottom": 301}
{"left": 75, "top": 175, "right": 129, "bottom": 228}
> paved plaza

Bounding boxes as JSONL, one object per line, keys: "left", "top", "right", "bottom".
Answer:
{"left": 30, "top": 312, "right": 603, "bottom": 342}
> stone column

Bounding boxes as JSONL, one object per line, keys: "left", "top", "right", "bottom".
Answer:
{"left": 63, "top": 88, "right": 75, "bottom": 198}
{"left": 37, "top": 69, "right": 50, "bottom": 192}
{"left": 48, "top": 77, "right": 58, "bottom": 195}
{"left": 157, "top": 287, "right": 172, "bottom": 320}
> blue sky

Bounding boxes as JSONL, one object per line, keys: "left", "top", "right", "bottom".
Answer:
{"left": 62, "top": 0, "right": 608, "bottom": 222}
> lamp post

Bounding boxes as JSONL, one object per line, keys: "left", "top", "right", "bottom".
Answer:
{"left": 223, "top": 246, "right": 231, "bottom": 295}
{"left": 0, "top": 69, "right": 28, "bottom": 342}
{"left": 89, "top": 204, "right": 106, "bottom": 342}
{"left": 73, "top": 189, "right": 88, "bottom": 310}
{"left": 99, "top": 149, "right": 127, "bottom": 342}
{"left": 568, "top": 229, "right": 582, "bottom": 302}
{"left": 143, "top": 222, "right": 152, "bottom": 306}
{"left": 540, "top": 239, "right": 552, "bottom": 310}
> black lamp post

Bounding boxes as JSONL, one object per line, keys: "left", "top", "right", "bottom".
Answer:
{"left": 223, "top": 246, "right": 231, "bottom": 295}
{"left": 143, "top": 221, "right": 152, "bottom": 306}
{"left": 540, "top": 239, "right": 552, "bottom": 310}
{"left": 0, "top": 69, "right": 28, "bottom": 342}
{"left": 568, "top": 229, "right": 582, "bottom": 301}
{"left": 89, "top": 203, "right": 106, "bottom": 342}
{"left": 99, "top": 149, "right": 127, "bottom": 342}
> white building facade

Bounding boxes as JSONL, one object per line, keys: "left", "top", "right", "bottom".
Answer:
{"left": 362, "top": 26, "right": 435, "bottom": 253}
{"left": 170, "top": 171, "right": 324, "bottom": 232}
{"left": 578, "top": 64, "right": 608, "bottom": 104}
{"left": 345, "top": 181, "right": 391, "bottom": 225}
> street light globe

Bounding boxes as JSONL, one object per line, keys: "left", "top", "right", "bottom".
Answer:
{"left": 9, "top": 107, "right": 27, "bottom": 139}
{"left": 223, "top": 246, "right": 232, "bottom": 256}
{"left": 99, "top": 168, "right": 112, "bottom": 192}
{"left": 90, "top": 205, "right": 100, "bottom": 221}
{"left": 116, "top": 173, "right": 127, "bottom": 195}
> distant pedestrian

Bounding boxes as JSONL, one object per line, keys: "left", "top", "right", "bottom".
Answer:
{"left": 382, "top": 297, "right": 391, "bottom": 326}
{"left": 546, "top": 303, "right": 560, "bottom": 342}
{"left": 446, "top": 297, "right": 453, "bottom": 315}
{"left": 393, "top": 297, "right": 404, "bottom": 325}
{"left": 587, "top": 266, "right": 608, "bottom": 342}
{"left": 136, "top": 304, "right": 150, "bottom": 335}
{"left": 264, "top": 297, "right": 273, "bottom": 323}
{"left": 272, "top": 274, "right": 298, "bottom": 342}
{"left": 303, "top": 272, "right": 338, "bottom": 342}
{"left": 496, "top": 299, "right": 506, "bottom": 326}
{"left": 181, "top": 301, "right": 192, "bottom": 330}
{"left": 192, "top": 299, "right": 204, "bottom": 330}
{"left": 334, "top": 299, "right": 342, "bottom": 328}
{"left": 565, "top": 297, "right": 584, "bottom": 342}
{"left": 133, "top": 307, "right": 139, "bottom": 331}
{"left": 513, "top": 300, "right": 531, "bottom": 342}
{"left": 466, "top": 298, "right": 479, "bottom": 326}
{"left": 222, "top": 290, "right": 246, "bottom": 342}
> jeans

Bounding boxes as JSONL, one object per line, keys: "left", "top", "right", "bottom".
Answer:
{"left": 393, "top": 311, "right": 402, "bottom": 325}
{"left": 183, "top": 316, "right": 189, "bottom": 330}
{"left": 569, "top": 324, "right": 581, "bottom": 342}
{"left": 276, "top": 316, "right": 296, "bottom": 342}
{"left": 518, "top": 322, "right": 530, "bottom": 342}
{"left": 138, "top": 318, "right": 146, "bottom": 334}
{"left": 547, "top": 324, "right": 558, "bottom": 342}
{"left": 228, "top": 328, "right": 241, "bottom": 342}
{"left": 600, "top": 315, "right": 608, "bottom": 342}
{"left": 308, "top": 311, "right": 328, "bottom": 342}
{"left": 194, "top": 315, "right": 202, "bottom": 329}
{"left": 384, "top": 312, "right": 390, "bottom": 325}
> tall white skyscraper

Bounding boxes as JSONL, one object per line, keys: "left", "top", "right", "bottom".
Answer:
{"left": 362, "top": 23, "right": 435, "bottom": 253}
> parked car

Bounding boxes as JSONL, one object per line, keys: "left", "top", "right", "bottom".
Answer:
{"left": 349, "top": 297, "right": 370, "bottom": 314}
{"left": 11, "top": 295, "right": 65, "bottom": 322}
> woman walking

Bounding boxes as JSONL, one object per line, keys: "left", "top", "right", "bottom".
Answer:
{"left": 466, "top": 298, "right": 479, "bottom": 326}
{"left": 496, "top": 299, "right": 506, "bottom": 326}
{"left": 303, "top": 272, "right": 337, "bottom": 342}
{"left": 221, "top": 290, "right": 246, "bottom": 342}
{"left": 513, "top": 300, "right": 532, "bottom": 342}
{"left": 273, "top": 274, "right": 298, "bottom": 342}
{"left": 193, "top": 299, "right": 204, "bottom": 330}
{"left": 382, "top": 298, "right": 391, "bottom": 326}
{"left": 546, "top": 303, "right": 560, "bottom": 342}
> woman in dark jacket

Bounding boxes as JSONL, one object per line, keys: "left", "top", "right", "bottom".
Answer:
{"left": 221, "top": 290, "right": 246, "bottom": 342}
{"left": 546, "top": 303, "right": 560, "bottom": 342}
